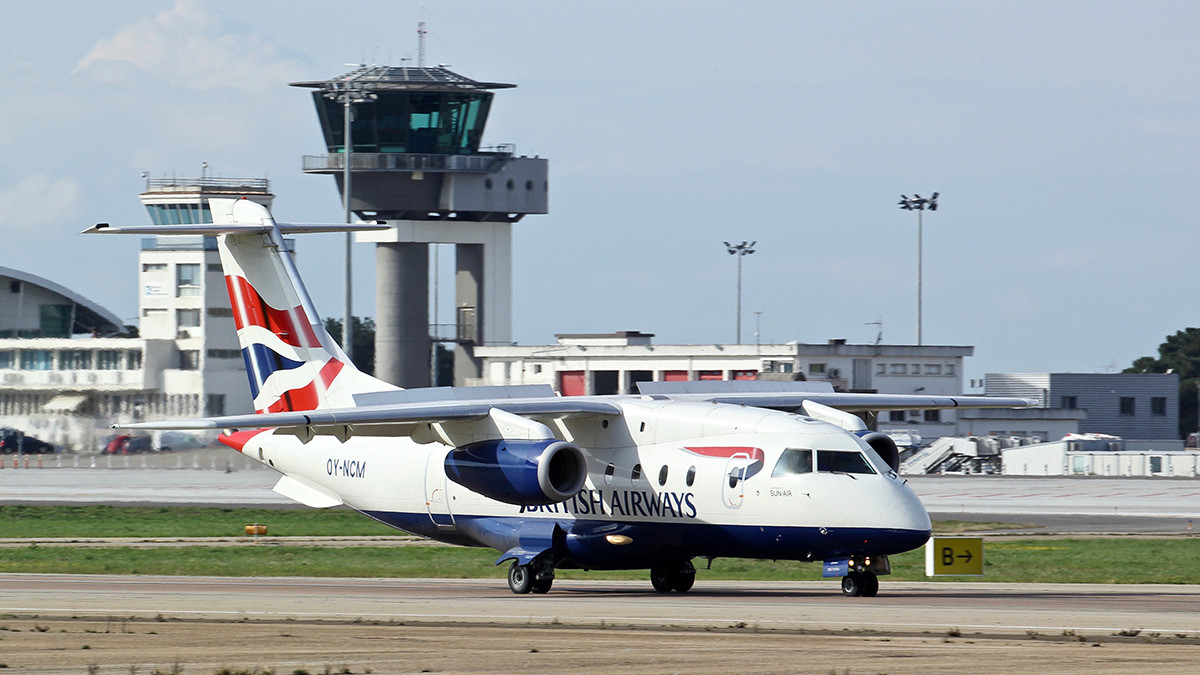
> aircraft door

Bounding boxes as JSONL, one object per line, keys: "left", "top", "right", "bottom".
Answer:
{"left": 722, "top": 453, "right": 754, "bottom": 508}
{"left": 424, "top": 447, "right": 455, "bottom": 528}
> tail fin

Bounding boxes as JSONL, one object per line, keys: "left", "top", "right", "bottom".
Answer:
{"left": 209, "top": 198, "right": 397, "bottom": 413}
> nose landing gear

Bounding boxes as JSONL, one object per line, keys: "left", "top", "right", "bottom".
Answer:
{"left": 650, "top": 560, "right": 696, "bottom": 593}
{"left": 840, "top": 571, "right": 879, "bottom": 597}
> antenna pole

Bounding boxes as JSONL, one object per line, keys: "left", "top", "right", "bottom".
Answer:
{"left": 418, "top": 22, "right": 427, "bottom": 67}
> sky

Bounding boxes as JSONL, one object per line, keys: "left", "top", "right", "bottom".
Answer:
{"left": 2, "top": 0, "right": 1199, "bottom": 387}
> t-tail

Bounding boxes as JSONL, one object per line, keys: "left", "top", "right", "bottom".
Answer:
{"left": 86, "top": 197, "right": 398, "bottom": 414}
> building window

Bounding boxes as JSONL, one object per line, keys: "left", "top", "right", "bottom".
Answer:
{"left": 0, "top": 350, "right": 14, "bottom": 369}
{"left": 889, "top": 410, "right": 906, "bottom": 422}
{"left": 207, "top": 394, "right": 226, "bottom": 417}
{"left": 19, "top": 350, "right": 52, "bottom": 370}
{"left": 206, "top": 349, "right": 240, "bottom": 359}
{"left": 945, "top": 364, "right": 955, "bottom": 375}
{"left": 1151, "top": 397, "right": 1167, "bottom": 416}
{"left": 59, "top": 350, "right": 93, "bottom": 370}
{"left": 889, "top": 364, "right": 907, "bottom": 375}
{"left": 142, "top": 263, "right": 167, "bottom": 272}
{"left": 176, "top": 263, "right": 201, "bottom": 297}
{"left": 96, "top": 350, "right": 123, "bottom": 370}
{"left": 809, "top": 363, "right": 826, "bottom": 374}
{"left": 177, "top": 308, "right": 201, "bottom": 328}
{"left": 127, "top": 350, "right": 142, "bottom": 370}
{"left": 207, "top": 306, "right": 233, "bottom": 317}
{"left": 1061, "top": 396, "right": 1078, "bottom": 410}
{"left": 875, "top": 363, "right": 887, "bottom": 375}
{"left": 924, "top": 364, "right": 942, "bottom": 375}
{"left": 1119, "top": 397, "right": 1136, "bottom": 416}
{"left": 924, "top": 409, "right": 941, "bottom": 422}
{"left": 180, "top": 350, "right": 200, "bottom": 370}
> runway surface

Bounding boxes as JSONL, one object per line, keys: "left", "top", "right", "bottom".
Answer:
{"left": 4, "top": 574, "right": 1199, "bottom": 637}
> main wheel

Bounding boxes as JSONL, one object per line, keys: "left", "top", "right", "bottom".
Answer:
{"left": 650, "top": 565, "right": 674, "bottom": 593}
{"left": 508, "top": 562, "right": 533, "bottom": 594}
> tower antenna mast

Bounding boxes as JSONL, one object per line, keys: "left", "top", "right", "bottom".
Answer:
{"left": 417, "top": 21, "right": 427, "bottom": 67}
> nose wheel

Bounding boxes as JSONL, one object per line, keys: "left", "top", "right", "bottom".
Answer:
{"left": 840, "top": 571, "right": 879, "bottom": 597}
{"left": 650, "top": 560, "right": 696, "bottom": 593}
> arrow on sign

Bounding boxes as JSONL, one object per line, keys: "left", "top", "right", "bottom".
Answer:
{"left": 957, "top": 550, "right": 973, "bottom": 563}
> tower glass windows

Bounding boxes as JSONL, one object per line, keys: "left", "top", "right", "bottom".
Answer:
{"left": 316, "top": 91, "right": 493, "bottom": 155}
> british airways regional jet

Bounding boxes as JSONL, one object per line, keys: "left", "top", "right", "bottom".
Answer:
{"left": 85, "top": 198, "right": 1033, "bottom": 597}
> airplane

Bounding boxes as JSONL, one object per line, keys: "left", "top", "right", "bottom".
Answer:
{"left": 85, "top": 198, "right": 1034, "bottom": 597}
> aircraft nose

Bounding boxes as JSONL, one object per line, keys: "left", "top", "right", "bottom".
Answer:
{"left": 878, "top": 478, "right": 932, "bottom": 537}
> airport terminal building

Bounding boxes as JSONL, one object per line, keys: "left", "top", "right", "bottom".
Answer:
{"left": 0, "top": 178, "right": 267, "bottom": 451}
{"left": 475, "top": 332, "right": 975, "bottom": 442}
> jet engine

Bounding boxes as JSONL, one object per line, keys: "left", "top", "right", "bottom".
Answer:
{"left": 858, "top": 432, "right": 901, "bottom": 473}
{"left": 444, "top": 439, "right": 587, "bottom": 506}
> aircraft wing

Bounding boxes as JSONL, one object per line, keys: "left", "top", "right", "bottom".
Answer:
{"left": 636, "top": 381, "right": 1037, "bottom": 412}
{"left": 111, "top": 397, "right": 622, "bottom": 431}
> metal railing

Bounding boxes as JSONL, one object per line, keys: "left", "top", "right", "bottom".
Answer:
{"left": 302, "top": 152, "right": 510, "bottom": 173}
{"left": 144, "top": 177, "right": 270, "bottom": 192}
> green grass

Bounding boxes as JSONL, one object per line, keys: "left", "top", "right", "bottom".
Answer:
{"left": 0, "top": 504, "right": 398, "bottom": 538}
{"left": 1, "top": 505, "right": 1198, "bottom": 583}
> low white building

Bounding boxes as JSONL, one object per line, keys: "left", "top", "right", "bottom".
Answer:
{"left": 475, "top": 332, "right": 974, "bottom": 442}
{"left": 1002, "top": 436, "right": 1197, "bottom": 477}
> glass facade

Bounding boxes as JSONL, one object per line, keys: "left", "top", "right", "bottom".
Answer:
{"left": 144, "top": 203, "right": 212, "bottom": 225}
{"left": 316, "top": 91, "right": 493, "bottom": 155}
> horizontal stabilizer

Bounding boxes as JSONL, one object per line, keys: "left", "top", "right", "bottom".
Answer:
{"left": 83, "top": 222, "right": 390, "bottom": 236}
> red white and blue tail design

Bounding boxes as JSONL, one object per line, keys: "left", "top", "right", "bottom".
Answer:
{"left": 209, "top": 198, "right": 397, "bottom": 413}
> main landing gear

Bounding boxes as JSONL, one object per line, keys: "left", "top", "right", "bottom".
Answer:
{"left": 840, "top": 571, "right": 879, "bottom": 597}
{"left": 650, "top": 560, "right": 696, "bottom": 593}
{"left": 508, "top": 561, "right": 554, "bottom": 594}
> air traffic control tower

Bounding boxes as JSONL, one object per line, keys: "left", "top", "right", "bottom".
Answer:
{"left": 292, "top": 66, "right": 547, "bottom": 388}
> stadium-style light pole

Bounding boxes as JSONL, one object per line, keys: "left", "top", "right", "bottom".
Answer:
{"left": 725, "top": 241, "right": 756, "bottom": 344}
{"left": 323, "top": 77, "right": 376, "bottom": 361}
{"left": 898, "top": 192, "right": 938, "bottom": 346}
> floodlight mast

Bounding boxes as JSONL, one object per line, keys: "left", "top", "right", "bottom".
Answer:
{"left": 725, "top": 241, "right": 756, "bottom": 345}
{"left": 897, "top": 192, "right": 939, "bottom": 346}
{"left": 322, "top": 78, "right": 377, "bottom": 361}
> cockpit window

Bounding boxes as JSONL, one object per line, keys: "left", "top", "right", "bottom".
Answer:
{"left": 772, "top": 448, "right": 813, "bottom": 477}
{"left": 817, "top": 450, "right": 877, "bottom": 475}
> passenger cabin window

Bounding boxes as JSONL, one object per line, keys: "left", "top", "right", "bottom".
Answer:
{"left": 658, "top": 465, "right": 668, "bottom": 486}
{"left": 604, "top": 463, "right": 615, "bottom": 485}
{"left": 817, "top": 450, "right": 877, "bottom": 475}
{"left": 772, "top": 448, "right": 813, "bottom": 477}
{"left": 631, "top": 464, "right": 642, "bottom": 486}
{"left": 686, "top": 465, "right": 696, "bottom": 487}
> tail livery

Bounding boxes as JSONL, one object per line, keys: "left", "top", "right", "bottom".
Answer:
{"left": 207, "top": 197, "right": 397, "bottom": 412}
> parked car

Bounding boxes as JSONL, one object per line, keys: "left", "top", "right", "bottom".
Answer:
{"left": 101, "top": 433, "right": 153, "bottom": 454}
{"left": 0, "top": 428, "right": 56, "bottom": 454}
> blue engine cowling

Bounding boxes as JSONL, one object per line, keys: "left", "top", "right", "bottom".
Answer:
{"left": 444, "top": 439, "right": 588, "bottom": 506}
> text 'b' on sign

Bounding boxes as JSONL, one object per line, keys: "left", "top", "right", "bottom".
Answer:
{"left": 925, "top": 536, "right": 984, "bottom": 576}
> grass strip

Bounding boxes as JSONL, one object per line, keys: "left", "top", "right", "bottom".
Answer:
{"left": 0, "top": 504, "right": 397, "bottom": 538}
{"left": 2, "top": 538, "right": 1199, "bottom": 584}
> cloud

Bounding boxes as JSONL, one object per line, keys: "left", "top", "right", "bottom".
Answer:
{"left": 73, "top": 0, "right": 306, "bottom": 91}
{"left": 0, "top": 176, "right": 80, "bottom": 231}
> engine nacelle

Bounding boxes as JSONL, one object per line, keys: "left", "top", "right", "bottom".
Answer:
{"left": 859, "top": 431, "right": 901, "bottom": 473}
{"left": 444, "top": 439, "right": 587, "bottom": 506}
